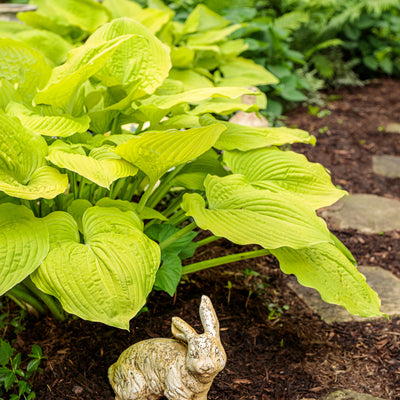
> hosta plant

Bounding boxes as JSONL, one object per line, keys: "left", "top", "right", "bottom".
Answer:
{"left": 0, "top": 14, "right": 383, "bottom": 329}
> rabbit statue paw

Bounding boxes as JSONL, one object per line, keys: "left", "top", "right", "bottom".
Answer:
{"left": 108, "top": 295, "right": 227, "bottom": 400}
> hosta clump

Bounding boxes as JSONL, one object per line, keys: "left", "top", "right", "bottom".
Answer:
{"left": 0, "top": 15, "right": 383, "bottom": 329}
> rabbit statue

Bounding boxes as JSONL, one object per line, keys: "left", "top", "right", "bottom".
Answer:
{"left": 108, "top": 295, "right": 227, "bottom": 400}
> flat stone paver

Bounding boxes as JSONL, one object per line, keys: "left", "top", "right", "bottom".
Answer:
{"left": 319, "top": 389, "right": 385, "bottom": 400}
{"left": 321, "top": 194, "right": 400, "bottom": 233}
{"left": 372, "top": 155, "right": 400, "bottom": 178}
{"left": 287, "top": 266, "right": 400, "bottom": 324}
{"left": 386, "top": 122, "right": 400, "bottom": 134}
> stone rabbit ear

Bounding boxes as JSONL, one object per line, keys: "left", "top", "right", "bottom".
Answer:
{"left": 199, "top": 295, "right": 220, "bottom": 338}
{"left": 171, "top": 316, "right": 197, "bottom": 343}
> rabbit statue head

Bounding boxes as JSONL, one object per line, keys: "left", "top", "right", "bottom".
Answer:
{"left": 171, "top": 295, "right": 227, "bottom": 382}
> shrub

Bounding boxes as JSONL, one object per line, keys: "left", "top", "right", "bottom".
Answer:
{"left": 0, "top": 0, "right": 382, "bottom": 329}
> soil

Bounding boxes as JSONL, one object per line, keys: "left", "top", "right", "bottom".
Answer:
{"left": 3, "top": 78, "right": 400, "bottom": 400}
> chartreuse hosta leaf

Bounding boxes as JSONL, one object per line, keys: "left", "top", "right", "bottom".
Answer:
{"left": 115, "top": 124, "right": 226, "bottom": 184}
{"left": 136, "top": 87, "right": 256, "bottom": 123}
{"left": 140, "top": 87, "right": 255, "bottom": 110}
{"left": 35, "top": 34, "right": 135, "bottom": 111}
{"left": 6, "top": 102, "right": 90, "bottom": 137}
{"left": 183, "top": 4, "right": 230, "bottom": 34}
{"left": 216, "top": 58, "right": 279, "bottom": 87}
{"left": 0, "top": 204, "right": 49, "bottom": 296}
{"left": 186, "top": 24, "right": 242, "bottom": 46}
{"left": 10, "top": 29, "right": 72, "bottom": 66}
{"left": 96, "top": 198, "right": 167, "bottom": 221}
{"left": 31, "top": 206, "right": 161, "bottom": 329}
{"left": 86, "top": 18, "right": 171, "bottom": 95}
{"left": 103, "top": 0, "right": 173, "bottom": 34}
{"left": 0, "top": 21, "right": 72, "bottom": 66}
{"left": 181, "top": 174, "right": 332, "bottom": 250}
{"left": 0, "top": 38, "right": 52, "bottom": 101}
{"left": 0, "top": 112, "right": 68, "bottom": 200}
{"left": 170, "top": 149, "right": 228, "bottom": 191}
{"left": 23, "top": 0, "right": 110, "bottom": 34}
{"left": 47, "top": 141, "right": 138, "bottom": 189}
{"left": 190, "top": 99, "right": 257, "bottom": 116}
{"left": 168, "top": 69, "right": 214, "bottom": 90}
{"left": 200, "top": 115, "right": 316, "bottom": 150}
{"left": 271, "top": 244, "right": 382, "bottom": 318}
{"left": 67, "top": 198, "right": 165, "bottom": 234}
{"left": 224, "top": 148, "right": 346, "bottom": 209}
{"left": 0, "top": 79, "right": 22, "bottom": 111}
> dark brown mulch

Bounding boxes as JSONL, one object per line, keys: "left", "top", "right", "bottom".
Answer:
{"left": 289, "top": 77, "right": 400, "bottom": 199}
{"left": 3, "top": 78, "right": 400, "bottom": 400}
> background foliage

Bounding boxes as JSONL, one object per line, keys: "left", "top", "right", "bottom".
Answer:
{"left": 145, "top": 0, "right": 400, "bottom": 117}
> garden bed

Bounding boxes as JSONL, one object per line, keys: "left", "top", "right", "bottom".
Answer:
{"left": 6, "top": 78, "right": 400, "bottom": 400}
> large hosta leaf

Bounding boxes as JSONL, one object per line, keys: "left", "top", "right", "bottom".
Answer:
{"left": 271, "top": 243, "right": 383, "bottom": 318}
{"left": 170, "top": 149, "right": 228, "bottom": 191}
{"left": 0, "top": 21, "right": 72, "bottom": 66}
{"left": 0, "top": 166, "right": 69, "bottom": 201}
{"left": 0, "top": 38, "right": 52, "bottom": 101}
{"left": 224, "top": 148, "right": 346, "bottom": 209}
{"left": 181, "top": 174, "right": 332, "bottom": 249}
{"left": 103, "top": 0, "right": 172, "bottom": 34}
{"left": 136, "top": 87, "right": 255, "bottom": 123}
{"left": 168, "top": 69, "right": 213, "bottom": 90}
{"left": 115, "top": 124, "right": 225, "bottom": 183}
{"left": 200, "top": 115, "right": 316, "bottom": 150}
{"left": 86, "top": 18, "right": 171, "bottom": 95}
{"left": 186, "top": 24, "right": 242, "bottom": 46}
{"left": 24, "top": 0, "right": 110, "bottom": 34}
{"left": 6, "top": 102, "right": 90, "bottom": 137}
{"left": 95, "top": 198, "right": 166, "bottom": 222}
{"left": 0, "top": 79, "right": 22, "bottom": 111}
{"left": 190, "top": 99, "right": 257, "bottom": 116}
{"left": 32, "top": 206, "right": 161, "bottom": 329}
{"left": 35, "top": 34, "right": 134, "bottom": 111}
{"left": 183, "top": 4, "right": 230, "bottom": 34}
{"left": 47, "top": 141, "right": 138, "bottom": 188}
{"left": 140, "top": 87, "right": 254, "bottom": 110}
{"left": 0, "top": 204, "right": 49, "bottom": 295}
{"left": 0, "top": 112, "right": 68, "bottom": 200}
{"left": 216, "top": 58, "right": 279, "bottom": 87}
{"left": 18, "top": 11, "right": 87, "bottom": 43}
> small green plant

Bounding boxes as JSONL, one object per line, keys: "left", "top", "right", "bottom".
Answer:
{"left": 267, "top": 303, "right": 289, "bottom": 320}
{"left": 308, "top": 105, "right": 331, "bottom": 118}
{"left": 242, "top": 268, "right": 260, "bottom": 278}
{"left": 318, "top": 126, "right": 329, "bottom": 134}
{"left": 0, "top": 341, "right": 45, "bottom": 400}
{"left": 0, "top": 302, "right": 27, "bottom": 337}
{"left": 224, "top": 280, "right": 232, "bottom": 305}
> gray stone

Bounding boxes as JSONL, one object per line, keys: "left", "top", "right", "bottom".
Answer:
{"left": 319, "top": 389, "right": 385, "bottom": 400}
{"left": 288, "top": 266, "right": 400, "bottom": 324}
{"left": 321, "top": 194, "right": 400, "bottom": 233}
{"left": 372, "top": 155, "right": 400, "bottom": 178}
{"left": 386, "top": 123, "right": 400, "bottom": 134}
{"left": 0, "top": 4, "right": 37, "bottom": 22}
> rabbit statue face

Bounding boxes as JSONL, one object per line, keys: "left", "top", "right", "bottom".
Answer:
{"left": 171, "top": 296, "right": 227, "bottom": 382}
{"left": 185, "top": 334, "right": 226, "bottom": 380}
